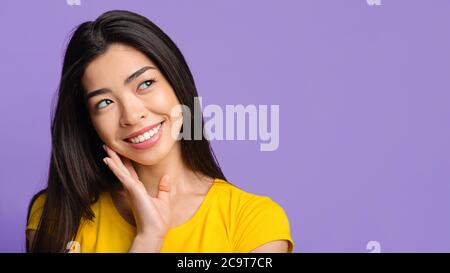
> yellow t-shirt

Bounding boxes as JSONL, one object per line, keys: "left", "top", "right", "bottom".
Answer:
{"left": 27, "top": 178, "right": 294, "bottom": 253}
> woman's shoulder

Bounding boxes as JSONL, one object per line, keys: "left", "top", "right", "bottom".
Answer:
{"left": 29, "top": 191, "right": 47, "bottom": 210}
{"left": 26, "top": 190, "right": 47, "bottom": 233}
{"left": 28, "top": 190, "right": 107, "bottom": 212}
{"left": 28, "top": 191, "right": 47, "bottom": 217}
{"left": 212, "top": 178, "right": 294, "bottom": 252}
{"left": 212, "top": 178, "right": 286, "bottom": 215}
{"left": 27, "top": 190, "right": 107, "bottom": 227}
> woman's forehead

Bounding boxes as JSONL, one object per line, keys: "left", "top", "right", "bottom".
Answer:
{"left": 82, "top": 43, "right": 157, "bottom": 90}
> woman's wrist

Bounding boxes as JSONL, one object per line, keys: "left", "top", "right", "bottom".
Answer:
{"left": 129, "top": 233, "right": 165, "bottom": 253}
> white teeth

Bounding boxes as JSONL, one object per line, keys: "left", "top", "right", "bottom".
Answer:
{"left": 128, "top": 123, "right": 162, "bottom": 144}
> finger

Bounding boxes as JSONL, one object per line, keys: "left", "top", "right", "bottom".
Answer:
{"left": 156, "top": 174, "right": 171, "bottom": 203}
{"left": 122, "top": 158, "right": 139, "bottom": 181}
{"left": 103, "top": 157, "right": 134, "bottom": 190}
{"left": 103, "top": 145, "right": 130, "bottom": 176}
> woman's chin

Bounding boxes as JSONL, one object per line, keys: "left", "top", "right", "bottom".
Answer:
{"left": 131, "top": 157, "right": 161, "bottom": 166}
{"left": 125, "top": 149, "right": 167, "bottom": 166}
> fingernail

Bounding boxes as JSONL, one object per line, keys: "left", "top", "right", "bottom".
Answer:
{"left": 102, "top": 144, "right": 107, "bottom": 151}
{"left": 103, "top": 158, "right": 108, "bottom": 164}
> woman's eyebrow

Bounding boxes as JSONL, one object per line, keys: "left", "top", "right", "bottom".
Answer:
{"left": 85, "top": 66, "right": 156, "bottom": 101}
{"left": 124, "top": 65, "right": 156, "bottom": 85}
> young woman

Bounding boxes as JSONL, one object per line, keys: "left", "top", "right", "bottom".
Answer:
{"left": 26, "top": 10, "right": 294, "bottom": 253}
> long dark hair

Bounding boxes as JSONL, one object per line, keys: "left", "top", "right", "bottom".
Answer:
{"left": 27, "top": 10, "right": 226, "bottom": 252}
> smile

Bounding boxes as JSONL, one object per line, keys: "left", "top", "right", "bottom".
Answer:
{"left": 127, "top": 122, "right": 163, "bottom": 144}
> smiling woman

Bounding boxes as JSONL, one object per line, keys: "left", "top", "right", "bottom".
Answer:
{"left": 25, "top": 10, "right": 294, "bottom": 253}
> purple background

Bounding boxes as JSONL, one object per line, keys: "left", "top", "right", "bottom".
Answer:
{"left": 1, "top": 0, "right": 450, "bottom": 252}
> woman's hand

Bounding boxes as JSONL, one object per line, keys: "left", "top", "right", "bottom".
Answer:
{"left": 102, "top": 145, "right": 172, "bottom": 252}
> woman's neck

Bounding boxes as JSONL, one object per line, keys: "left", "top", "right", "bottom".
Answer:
{"left": 131, "top": 142, "right": 206, "bottom": 197}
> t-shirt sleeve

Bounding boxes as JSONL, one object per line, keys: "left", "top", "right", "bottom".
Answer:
{"left": 26, "top": 193, "right": 46, "bottom": 235}
{"left": 232, "top": 196, "right": 294, "bottom": 253}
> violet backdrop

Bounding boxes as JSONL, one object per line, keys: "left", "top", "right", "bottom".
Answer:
{"left": 1, "top": 0, "right": 449, "bottom": 252}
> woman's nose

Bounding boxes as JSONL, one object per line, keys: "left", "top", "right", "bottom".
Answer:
{"left": 119, "top": 95, "right": 148, "bottom": 127}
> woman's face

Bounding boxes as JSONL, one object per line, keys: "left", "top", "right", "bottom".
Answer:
{"left": 82, "top": 43, "right": 183, "bottom": 165}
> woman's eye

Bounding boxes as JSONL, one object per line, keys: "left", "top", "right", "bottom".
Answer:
{"left": 96, "top": 99, "right": 113, "bottom": 109}
{"left": 138, "top": 80, "right": 155, "bottom": 91}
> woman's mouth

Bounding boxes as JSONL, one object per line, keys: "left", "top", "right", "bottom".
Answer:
{"left": 124, "top": 121, "right": 164, "bottom": 150}
{"left": 127, "top": 122, "right": 162, "bottom": 144}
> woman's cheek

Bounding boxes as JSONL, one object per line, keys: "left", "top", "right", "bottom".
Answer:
{"left": 145, "top": 87, "right": 180, "bottom": 113}
{"left": 145, "top": 90, "right": 165, "bottom": 109}
{"left": 92, "top": 115, "right": 117, "bottom": 144}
